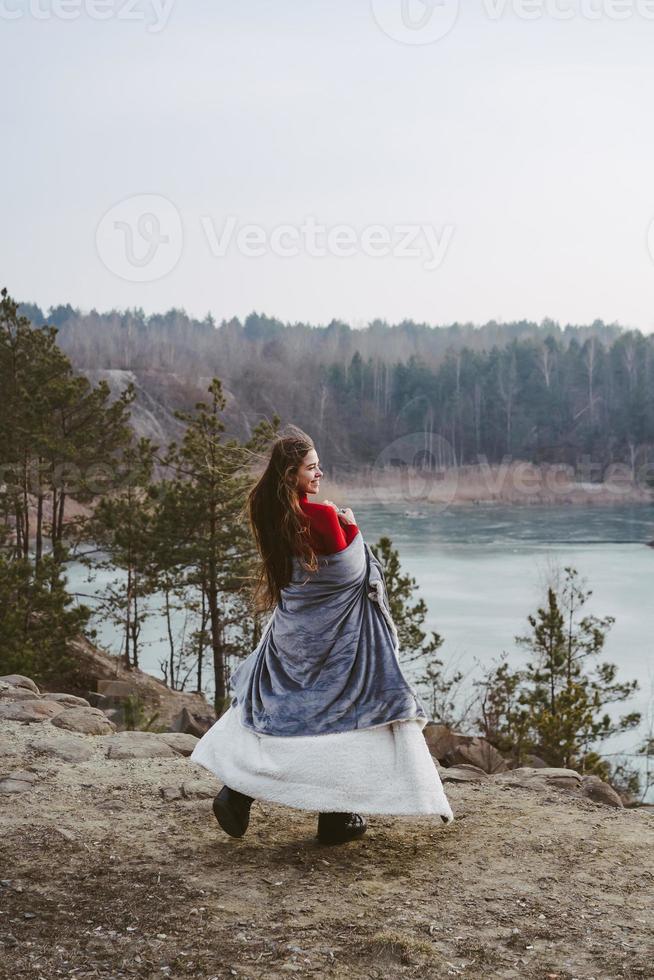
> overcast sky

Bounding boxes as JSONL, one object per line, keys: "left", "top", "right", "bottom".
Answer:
{"left": 3, "top": 0, "right": 654, "bottom": 332}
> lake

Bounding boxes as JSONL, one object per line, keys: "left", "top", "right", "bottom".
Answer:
{"left": 65, "top": 501, "right": 654, "bottom": 799}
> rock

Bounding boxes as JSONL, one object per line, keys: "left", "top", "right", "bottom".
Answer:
{"left": 521, "top": 754, "right": 549, "bottom": 769}
{"left": 28, "top": 736, "right": 94, "bottom": 763}
{"left": 55, "top": 634, "right": 218, "bottom": 730}
{"left": 0, "top": 675, "right": 40, "bottom": 694}
{"left": 0, "top": 770, "right": 38, "bottom": 794}
{"left": 581, "top": 775, "right": 624, "bottom": 808}
{"left": 0, "top": 700, "right": 65, "bottom": 723}
{"left": 85, "top": 691, "right": 107, "bottom": 708}
{"left": 495, "top": 766, "right": 582, "bottom": 783}
{"left": 105, "top": 732, "right": 180, "bottom": 760}
{"left": 497, "top": 766, "right": 579, "bottom": 780}
{"left": 423, "top": 723, "right": 460, "bottom": 759}
{"left": 0, "top": 684, "right": 90, "bottom": 708}
{"left": 546, "top": 775, "right": 585, "bottom": 793}
{"left": 4, "top": 769, "right": 38, "bottom": 782}
{"left": 41, "top": 693, "right": 91, "bottom": 708}
{"left": 439, "top": 764, "right": 491, "bottom": 784}
{"left": 157, "top": 733, "right": 199, "bottom": 757}
{"left": 0, "top": 686, "right": 42, "bottom": 702}
{"left": 169, "top": 706, "right": 216, "bottom": 738}
{"left": 160, "top": 785, "right": 183, "bottom": 801}
{"left": 181, "top": 779, "right": 216, "bottom": 800}
{"left": 423, "top": 723, "right": 509, "bottom": 774}
{"left": 493, "top": 767, "right": 584, "bottom": 796}
{"left": 51, "top": 707, "right": 116, "bottom": 735}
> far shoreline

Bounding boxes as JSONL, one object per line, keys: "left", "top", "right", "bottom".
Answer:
{"left": 325, "top": 461, "right": 654, "bottom": 510}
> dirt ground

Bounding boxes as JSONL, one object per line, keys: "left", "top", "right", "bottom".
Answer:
{"left": 1, "top": 721, "right": 653, "bottom": 980}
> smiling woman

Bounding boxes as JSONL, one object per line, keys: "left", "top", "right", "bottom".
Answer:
{"left": 295, "top": 448, "right": 361, "bottom": 553}
{"left": 189, "top": 426, "right": 454, "bottom": 845}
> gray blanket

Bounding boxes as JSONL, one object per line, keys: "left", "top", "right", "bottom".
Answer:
{"left": 230, "top": 531, "right": 428, "bottom": 737}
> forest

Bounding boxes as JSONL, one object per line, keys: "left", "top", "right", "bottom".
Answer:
{"left": 16, "top": 299, "right": 654, "bottom": 481}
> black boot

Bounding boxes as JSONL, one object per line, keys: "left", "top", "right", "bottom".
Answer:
{"left": 212, "top": 785, "right": 254, "bottom": 838}
{"left": 316, "top": 811, "right": 368, "bottom": 845}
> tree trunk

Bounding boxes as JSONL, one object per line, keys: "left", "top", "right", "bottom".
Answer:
{"left": 165, "top": 588, "right": 175, "bottom": 689}
{"left": 124, "top": 564, "right": 132, "bottom": 669}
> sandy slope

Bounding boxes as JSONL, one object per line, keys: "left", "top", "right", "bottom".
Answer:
{"left": 1, "top": 720, "right": 652, "bottom": 980}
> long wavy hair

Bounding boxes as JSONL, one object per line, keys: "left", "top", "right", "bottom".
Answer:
{"left": 245, "top": 425, "right": 319, "bottom": 613}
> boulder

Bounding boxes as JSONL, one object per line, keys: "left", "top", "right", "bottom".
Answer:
{"left": 0, "top": 687, "right": 40, "bottom": 702}
{"left": 105, "top": 732, "right": 180, "bottom": 760}
{"left": 180, "top": 779, "right": 216, "bottom": 800}
{"left": 492, "top": 767, "right": 623, "bottom": 808}
{"left": 0, "top": 675, "right": 40, "bottom": 694}
{"left": 29, "top": 736, "right": 95, "bottom": 764}
{"left": 0, "top": 770, "right": 39, "bottom": 794}
{"left": 0, "top": 700, "right": 65, "bottom": 723}
{"left": 521, "top": 754, "right": 548, "bottom": 769}
{"left": 581, "top": 774, "right": 624, "bottom": 808}
{"left": 85, "top": 691, "right": 107, "bottom": 708}
{"left": 169, "top": 706, "right": 215, "bottom": 738}
{"left": 439, "top": 764, "right": 490, "bottom": 784}
{"left": 423, "top": 723, "right": 509, "bottom": 774}
{"left": 51, "top": 707, "right": 116, "bottom": 735}
{"left": 157, "top": 732, "right": 199, "bottom": 757}
{"left": 42, "top": 693, "right": 91, "bottom": 708}
{"left": 493, "top": 767, "right": 584, "bottom": 796}
{"left": 423, "top": 723, "right": 460, "bottom": 759}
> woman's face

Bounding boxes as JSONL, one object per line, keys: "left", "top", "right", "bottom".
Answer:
{"left": 296, "top": 448, "right": 323, "bottom": 496}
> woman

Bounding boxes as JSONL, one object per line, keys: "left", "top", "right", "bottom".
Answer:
{"left": 190, "top": 428, "right": 454, "bottom": 844}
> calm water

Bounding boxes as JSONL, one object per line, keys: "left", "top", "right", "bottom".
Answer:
{"left": 66, "top": 502, "right": 654, "bottom": 797}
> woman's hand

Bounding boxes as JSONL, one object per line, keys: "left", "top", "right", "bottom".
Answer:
{"left": 323, "top": 499, "right": 356, "bottom": 525}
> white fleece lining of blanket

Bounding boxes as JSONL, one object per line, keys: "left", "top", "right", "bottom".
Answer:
{"left": 189, "top": 704, "right": 455, "bottom": 821}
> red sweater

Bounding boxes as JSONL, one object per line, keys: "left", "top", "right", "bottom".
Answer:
{"left": 298, "top": 491, "right": 359, "bottom": 555}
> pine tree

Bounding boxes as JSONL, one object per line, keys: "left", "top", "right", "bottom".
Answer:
{"left": 160, "top": 379, "right": 277, "bottom": 712}
{"left": 515, "top": 567, "right": 640, "bottom": 772}
{"left": 473, "top": 566, "right": 642, "bottom": 777}
{"left": 0, "top": 549, "right": 91, "bottom": 687}
{"left": 85, "top": 438, "right": 158, "bottom": 670}
{"left": 474, "top": 655, "right": 532, "bottom": 763}
{"left": 0, "top": 287, "right": 134, "bottom": 566}
{"left": 0, "top": 286, "right": 134, "bottom": 685}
